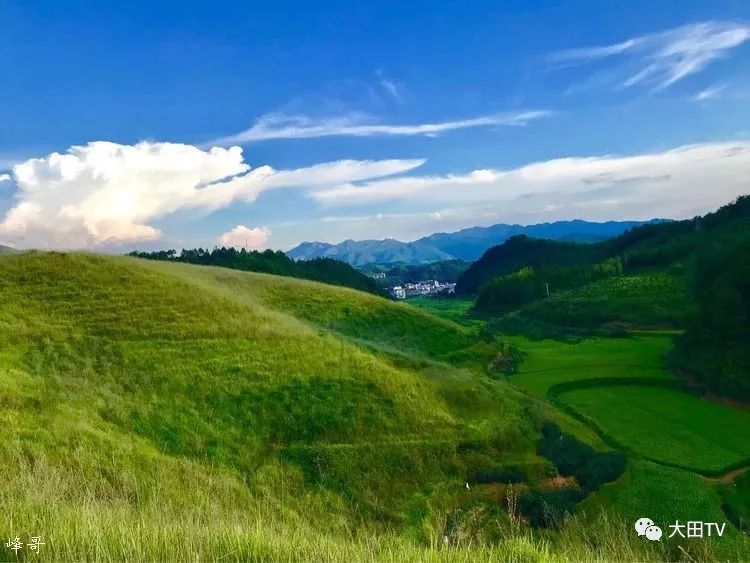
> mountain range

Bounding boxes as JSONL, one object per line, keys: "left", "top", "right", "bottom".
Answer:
{"left": 287, "top": 220, "right": 656, "bottom": 266}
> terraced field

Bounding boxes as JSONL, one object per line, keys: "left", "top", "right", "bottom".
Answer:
{"left": 507, "top": 334, "right": 675, "bottom": 396}
{"left": 559, "top": 385, "right": 750, "bottom": 472}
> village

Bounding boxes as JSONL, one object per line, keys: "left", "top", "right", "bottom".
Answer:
{"left": 389, "top": 280, "right": 456, "bottom": 300}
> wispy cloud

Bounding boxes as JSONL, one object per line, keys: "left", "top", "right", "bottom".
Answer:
{"left": 209, "top": 110, "right": 552, "bottom": 145}
{"left": 0, "top": 174, "right": 11, "bottom": 183}
{"left": 379, "top": 79, "right": 403, "bottom": 102}
{"left": 693, "top": 84, "right": 728, "bottom": 101}
{"left": 310, "top": 142, "right": 750, "bottom": 225}
{"left": 551, "top": 21, "right": 750, "bottom": 91}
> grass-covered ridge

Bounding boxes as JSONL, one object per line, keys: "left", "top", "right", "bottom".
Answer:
{"left": 3, "top": 251, "right": 747, "bottom": 560}
{"left": 0, "top": 251, "right": 619, "bottom": 560}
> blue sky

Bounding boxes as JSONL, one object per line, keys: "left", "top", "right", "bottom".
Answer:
{"left": 1, "top": 1, "right": 750, "bottom": 250}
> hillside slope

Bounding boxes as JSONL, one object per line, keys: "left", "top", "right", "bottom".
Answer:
{"left": 2, "top": 252, "right": 742, "bottom": 560}
{"left": 0, "top": 251, "right": 557, "bottom": 560}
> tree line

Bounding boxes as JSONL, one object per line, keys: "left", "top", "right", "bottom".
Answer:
{"left": 128, "top": 247, "right": 387, "bottom": 297}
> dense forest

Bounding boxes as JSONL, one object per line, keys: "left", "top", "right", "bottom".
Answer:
{"left": 128, "top": 247, "right": 387, "bottom": 296}
{"left": 456, "top": 196, "right": 750, "bottom": 402}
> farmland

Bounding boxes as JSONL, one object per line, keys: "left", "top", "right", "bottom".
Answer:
{"left": 558, "top": 385, "right": 750, "bottom": 472}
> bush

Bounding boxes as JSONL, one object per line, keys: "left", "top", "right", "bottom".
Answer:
{"left": 538, "top": 421, "right": 625, "bottom": 492}
{"left": 518, "top": 489, "right": 585, "bottom": 528}
{"left": 469, "top": 465, "right": 526, "bottom": 485}
{"left": 576, "top": 451, "right": 626, "bottom": 491}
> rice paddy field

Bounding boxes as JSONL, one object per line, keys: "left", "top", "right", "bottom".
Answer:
{"left": 558, "top": 385, "right": 750, "bottom": 472}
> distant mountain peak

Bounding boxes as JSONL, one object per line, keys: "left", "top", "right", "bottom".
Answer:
{"left": 286, "top": 219, "right": 655, "bottom": 267}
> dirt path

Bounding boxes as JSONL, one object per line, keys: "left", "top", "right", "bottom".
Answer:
{"left": 714, "top": 466, "right": 750, "bottom": 484}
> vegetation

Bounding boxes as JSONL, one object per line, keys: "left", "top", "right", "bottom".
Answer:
{"left": 459, "top": 196, "right": 750, "bottom": 403}
{"left": 455, "top": 235, "right": 605, "bottom": 296}
{"left": 537, "top": 422, "right": 626, "bottom": 492}
{"left": 128, "top": 246, "right": 387, "bottom": 296}
{"left": 5, "top": 251, "right": 675, "bottom": 561}
{"left": 492, "top": 273, "right": 692, "bottom": 339}
{"left": 406, "top": 296, "right": 476, "bottom": 324}
{"left": 474, "top": 258, "right": 624, "bottom": 315}
{"left": 516, "top": 422, "right": 625, "bottom": 529}
{"left": 670, "top": 227, "right": 750, "bottom": 401}
{"left": 720, "top": 470, "right": 750, "bottom": 534}
{"left": 4, "top": 198, "right": 750, "bottom": 560}
{"left": 557, "top": 384, "right": 750, "bottom": 473}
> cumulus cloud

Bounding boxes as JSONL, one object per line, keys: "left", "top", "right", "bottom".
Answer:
{"left": 209, "top": 110, "right": 552, "bottom": 145}
{"left": 217, "top": 225, "right": 270, "bottom": 249}
{"left": 311, "top": 141, "right": 750, "bottom": 222}
{"left": 551, "top": 21, "right": 750, "bottom": 91}
{"left": 0, "top": 174, "right": 11, "bottom": 182}
{"left": 0, "top": 141, "right": 423, "bottom": 249}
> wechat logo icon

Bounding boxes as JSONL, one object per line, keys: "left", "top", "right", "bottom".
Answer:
{"left": 635, "top": 517, "right": 663, "bottom": 541}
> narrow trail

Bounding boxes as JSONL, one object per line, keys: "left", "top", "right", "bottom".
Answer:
{"left": 713, "top": 466, "right": 750, "bottom": 484}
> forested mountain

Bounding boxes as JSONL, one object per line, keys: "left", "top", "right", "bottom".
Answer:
{"left": 287, "top": 220, "right": 651, "bottom": 266}
{"left": 128, "top": 247, "right": 386, "bottom": 296}
{"left": 669, "top": 200, "right": 750, "bottom": 402}
{"left": 456, "top": 195, "right": 750, "bottom": 402}
{"left": 455, "top": 237, "right": 608, "bottom": 296}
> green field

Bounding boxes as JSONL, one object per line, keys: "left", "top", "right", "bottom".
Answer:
{"left": 499, "top": 329, "right": 750, "bottom": 557}
{"left": 406, "top": 296, "right": 477, "bottom": 324}
{"left": 591, "top": 461, "right": 747, "bottom": 560}
{"left": 558, "top": 385, "right": 750, "bottom": 472}
{"left": 508, "top": 334, "right": 675, "bottom": 396}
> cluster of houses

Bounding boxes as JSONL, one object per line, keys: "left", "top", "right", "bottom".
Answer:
{"left": 390, "top": 280, "right": 456, "bottom": 299}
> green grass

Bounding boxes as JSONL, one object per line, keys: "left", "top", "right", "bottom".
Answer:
{"left": 590, "top": 461, "right": 748, "bottom": 560}
{"left": 719, "top": 470, "right": 750, "bottom": 533}
{"left": 507, "top": 334, "right": 675, "bottom": 397}
{"left": 558, "top": 385, "right": 750, "bottom": 473}
{"left": 0, "top": 251, "right": 660, "bottom": 561}
{"left": 520, "top": 273, "right": 692, "bottom": 329}
{"left": 406, "top": 297, "right": 477, "bottom": 325}
{"left": 1, "top": 251, "right": 745, "bottom": 561}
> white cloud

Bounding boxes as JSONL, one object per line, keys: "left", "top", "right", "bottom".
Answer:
{"left": 551, "top": 21, "right": 750, "bottom": 91}
{"left": 209, "top": 110, "right": 552, "bottom": 145}
{"left": 310, "top": 141, "right": 750, "bottom": 223}
{"left": 379, "top": 79, "right": 403, "bottom": 102}
{"left": 217, "top": 225, "right": 270, "bottom": 249}
{"left": 0, "top": 174, "right": 11, "bottom": 182}
{"left": 0, "top": 141, "right": 423, "bottom": 249}
{"left": 693, "top": 84, "right": 727, "bottom": 101}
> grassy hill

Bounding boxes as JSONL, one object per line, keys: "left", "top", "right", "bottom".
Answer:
{"left": 1, "top": 250, "right": 675, "bottom": 561}
{"left": 2, "top": 251, "right": 747, "bottom": 559}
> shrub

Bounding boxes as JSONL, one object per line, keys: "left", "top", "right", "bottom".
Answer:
{"left": 538, "top": 422, "right": 625, "bottom": 492}
{"left": 469, "top": 465, "right": 526, "bottom": 485}
{"left": 517, "top": 489, "right": 585, "bottom": 528}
